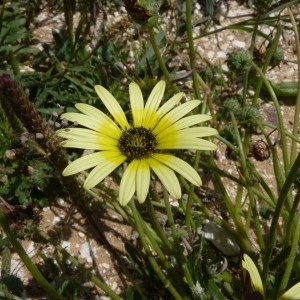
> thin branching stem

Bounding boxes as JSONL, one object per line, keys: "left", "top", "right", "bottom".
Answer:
{"left": 262, "top": 152, "right": 300, "bottom": 288}
{"left": 248, "top": 61, "right": 290, "bottom": 198}
{"left": 129, "top": 201, "right": 184, "bottom": 300}
{"left": 288, "top": 9, "right": 300, "bottom": 164}
{"left": 278, "top": 193, "right": 300, "bottom": 296}
{"left": 230, "top": 112, "right": 265, "bottom": 251}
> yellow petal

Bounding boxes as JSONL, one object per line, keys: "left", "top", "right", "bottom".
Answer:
{"left": 60, "top": 140, "right": 119, "bottom": 151}
{"left": 147, "top": 157, "right": 181, "bottom": 199}
{"left": 153, "top": 100, "right": 201, "bottom": 135}
{"left": 156, "top": 92, "right": 183, "bottom": 117}
{"left": 146, "top": 92, "right": 183, "bottom": 129}
{"left": 143, "top": 81, "right": 165, "bottom": 128}
{"left": 279, "top": 282, "right": 300, "bottom": 300}
{"left": 76, "top": 103, "right": 121, "bottom": 137}
{"left": 84, "top": 153, "right": 126, "bottom": 189}
{"left": 94, "top": 85, "right": 129, "bottom": 130}
{"left": 75, "top": 103, "right": 108, "bottom": 119}
{"left": 58, "top": 128, "right": 119, "bottom": 150}
{"left": 156, "top": 126, "right": 218, "bottom": 140}
{"left": 157, "top": 137, "right": 217, "bottom": 151}
{"left": 135, "top": 159, "right": 150, "bottom": 203}
{"left": 62, "top": 151, "right": 123, "bottom": 176}
{"left": 173, "top": 115, "right": 212, "bottom": 130}
{"left": 119, "top": 160, "right": 139, "bottom": 206}
{"left": 152, "top": 153, "right": 202, "bottom": 186}
{"left": 178, "top": 127, "right": 218, "bottom": 138}
{"left": 242, "top": 254, "right": 264, "bottom": 297}
{"left": 57, "top": 128, "right": 114, "bottom": 141}
{"left": 130, "top": 82, "right": 144, "bottom": 127}
{"left": 60, "top": 112, "right": 121, "bottom": 139}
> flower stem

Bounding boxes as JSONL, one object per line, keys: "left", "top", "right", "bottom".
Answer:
{"left": 248, "top": 61, "right": 291, "bottom": 204}
{"left": 149, "top": 27, "right": 180, "bottom": 94}
{"left": 162, "top": 187, "right": 176, "bottom": 235}
{"left": 162, "top": 187, "right": 195, "bottom": 293}
{"left": 262, "top": 152, "right": 300, "bottom": 288}
{"left": 146, "top": 194, "right": 173, "bottom": 252}
{"left": 185, "top": 150, "right": 200, "bottom": 229}
{"left": 185, "top": 0, "right": 201, "bottom": 100}
{"left": 251, "top": 24, "right": 283, "bottom": 107}
{"left": 129, "top": 200, "right": 183, "bottom": 299}
{"left": 62, "top": 0, "right": 74, "bottom": 46}
{"left": 277, "top": 192, "right": 300, "bottom": 296}
{"left": 230, "top": 112, "right": 265, "bottom": 252}
{"left": 0, "top": 211, "right": 65, "bottom": 300}
{"left": 57, "top": 247, "right": 122, "bottom": 300}
{"left": 288, "top": 9, "right": 300, "bottom": 164}
{"left": 208, "top": 155, "right": 254, "bottom": 254}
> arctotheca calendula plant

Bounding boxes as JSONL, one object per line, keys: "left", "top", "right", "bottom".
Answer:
{"left": 57, "top": 81, "right": 217, "bottom": 205}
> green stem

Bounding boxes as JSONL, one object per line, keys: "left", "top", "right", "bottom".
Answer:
{"left": 58, "top": 247, "right": 122, "bottom": 300}
{"left": 0, "top": 211, "right": 65, "bottom": 300}
{"left": 185, "top": 150, "right": 200, "bottom": 229}
{"left": 242, "top": 11, "right": 260, "bottom": 106}
{"left": 185, "top": 0, "right": 201, "bottom": 100}
{"left": 162, "top": 188, "right": 195, "bottom": 292}
{"left": 288, "top": 9, "right": 300, "bottom": 164}
{"left": 162, "top": 187, "right": 176, "bottom": 236}
{"left": 146, "top": 195, "right": 173, "bottom": 252}
{"left": 208, "top": 156, "right": 254, "bottom": 255}
{"left": 252, "top": 24, "right": 283, "bottom": 107}
{"left": 285, "top": 190, "right": 300, "bottom": 243}
{"left": 262, "top": 152, "right": 300, "bottom": 288}
{"left": 277, "top": 202, "right": 300, "bottom": 296}
{"left": 230, "top": 112, "right": 264, "bottom": 251}
{"left": 129, "top": 201, "right": 183, "bottom": 300}
{"left": 63, "top": 0, "right": 74, "bottom": 46}
{"left": 248, "top": 60, "right": 290, "bottom": 190}
{"left": 149, "top": 28, "right": 173, "bottom": 86}
{"left": 139, "top": 212, "right": 172, "bottom": 269}
{"left": 8, "top": 51, "right": 19, "bottom": 75}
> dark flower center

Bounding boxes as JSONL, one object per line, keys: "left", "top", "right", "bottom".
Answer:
{"left": 119, "top": 127, "right": 157, "bottom": 159}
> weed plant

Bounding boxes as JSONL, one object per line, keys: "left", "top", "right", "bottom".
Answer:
{"left": 0, "top": 0, "right": 300, "bottom": 299}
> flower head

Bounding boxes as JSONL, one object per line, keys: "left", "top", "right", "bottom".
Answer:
{"left": 57, "top": 81, "right": 217, "bottom": 205}
{"left": 242, "top": 254, "right": 300, "bottom": 300}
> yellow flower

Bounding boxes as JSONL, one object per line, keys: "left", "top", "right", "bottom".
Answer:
{"left": 57, "top": 81, "right": 217, "bottom": 205}
{"left": 242, "top": 253, "right": 300, "bottom": 299}
{"left": 242, "top": 254, "right": 265, "bottom": 298}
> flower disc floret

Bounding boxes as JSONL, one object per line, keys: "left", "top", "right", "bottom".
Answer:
{"left": 57, "top": 80, "right": 218, "bottom": 206}
{"left": 119, "top": 127, "right": 158, "bottom": 159}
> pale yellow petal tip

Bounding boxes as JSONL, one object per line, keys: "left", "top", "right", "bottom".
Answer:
{"left": 83, "top": 181, "right": 93, "bottom": 190}
{"left": 129, "top": 81, "right": 139, "bottom": 88}
{"left": 242, "top": 254, "right": 264, "bottom": 297}
{"left": 94, "top": 85, "right": 110, "bottom": 97}
{"left": 94, "top": 84, "right": 103, "bottom": 91}
{"left": 200, "top": 113, "right": 212, "bottom": 117}
{"left": 157, "top": 80, "right": 166, "bottom": 89}
{"left": 75, "top": 102, "right": 88, "bottom": 109}
{"left": 62, "top": 169, "right": 70, "bottom": 176}
{"left": 119, "top": 195, "right": 133, "bottom": 206}
{"left": 137, "top": 196, "right": 147, "bottom": 204}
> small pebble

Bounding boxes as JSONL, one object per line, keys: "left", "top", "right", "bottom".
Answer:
{"left": 78, "top": 232, "right": 85, "bottom": 238}
{"left": 61, "top": 241, "right": 71, "bottom": 252}
{"left": 101, "top": 263, "right": 110, "bottom": 269}
{"left": 232, "top": 40, "right": 245, "bottom": 48}
{"left": 52, "top": 216, "right": 61, "bottom": 225}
